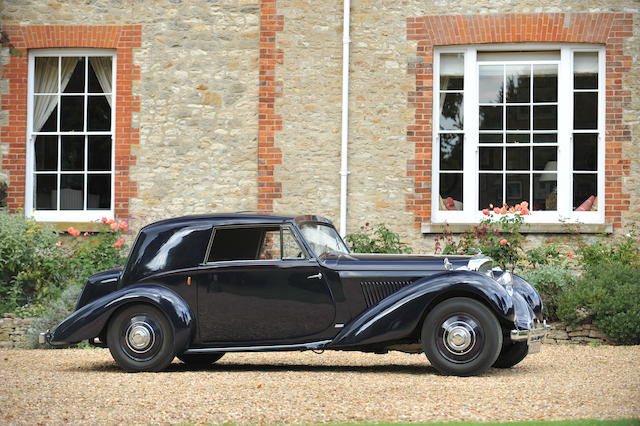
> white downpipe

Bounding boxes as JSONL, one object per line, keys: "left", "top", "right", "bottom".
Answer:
{"left": 339, "top": 0, "right": 351, "bottom": 237}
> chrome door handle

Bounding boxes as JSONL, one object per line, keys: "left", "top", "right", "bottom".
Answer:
{"left": 307, "top": 272, "right": 322, "bottom": 280}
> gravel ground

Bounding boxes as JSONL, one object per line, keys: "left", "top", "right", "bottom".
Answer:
{"left": 1, "top": 345, "right": 639, "bottom": 424}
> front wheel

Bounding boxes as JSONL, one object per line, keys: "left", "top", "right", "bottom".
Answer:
{"left": 107, "top": 304, "right": 176, "bottom": 372}
{"left": 421, "top": 297, "right": 503, "bottom": 376}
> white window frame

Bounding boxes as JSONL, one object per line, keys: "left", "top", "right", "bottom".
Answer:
{"left": 25, "top": 48, "right": 117, "bottom": 222}
{"left": 432, "top": 43, "right": 605, "bottom": 224}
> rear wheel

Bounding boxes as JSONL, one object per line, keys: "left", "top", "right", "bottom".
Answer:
{"left": 107, "top": 304, "right": 175, "bottom": 372}
{"left": 492, "top": 342, "right": 528, "bottom": 368}
{"left": 421, "top": 297, "right": 503, "bottom": 376}
{"left": 177, "top": 353, "right": 224, "bottom": 367}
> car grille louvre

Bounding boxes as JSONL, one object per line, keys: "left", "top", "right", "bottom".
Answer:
{"left": 360, "top": 280, "right": 415, "bottom": 307}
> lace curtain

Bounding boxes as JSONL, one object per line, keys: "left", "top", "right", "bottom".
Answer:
{"left": 33, "top": 57, "right": 79, "bottom": 132}
{"left": 90, "top": 57, "right": 113, "bottom": 106}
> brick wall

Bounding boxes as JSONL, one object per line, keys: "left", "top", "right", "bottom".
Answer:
{"left": 258, "top": 0, "right": 284, "bottom": 213}
{"left": 406, "top": 13, "right": 634, "bottom": 228}
{"left": 0, "top": 25, "right": 141, "bottom": 220}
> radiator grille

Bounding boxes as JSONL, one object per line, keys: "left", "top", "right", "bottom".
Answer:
{"left": 360, "top": 280, "right": 414, "bottom": 307}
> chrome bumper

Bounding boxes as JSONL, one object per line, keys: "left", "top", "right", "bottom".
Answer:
{"left": 510, "top": 321, "right": 550, "bottom": 354}
{"left": 38, "top": 330, "right": 52, "bottom": 345}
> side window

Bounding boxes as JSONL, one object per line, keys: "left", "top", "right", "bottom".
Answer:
{"left": 257, "top": 229, "right": 281, "bottom": 260}
{"left": 207, "top": 226, "right": 305, "bottom": 262}
{"left": 282, "top": 228, "right": 305, "bottom": 260}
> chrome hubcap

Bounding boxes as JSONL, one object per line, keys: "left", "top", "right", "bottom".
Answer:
{"left": 125, "top": 321, "right": 155, "bottom": 353}
{"left": 444, "top": 322, "right": 474, "bottom": 353}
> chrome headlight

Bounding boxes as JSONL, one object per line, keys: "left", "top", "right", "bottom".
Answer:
{"left": 465, "top": 256, "right": 494, "bottom": 278}
{"left": 496, "top": 270, "right": 514, "bottom": 295}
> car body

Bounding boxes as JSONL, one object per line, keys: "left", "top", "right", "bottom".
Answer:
{"left": 43, "top": 213, "right": 549, "bottom": 376}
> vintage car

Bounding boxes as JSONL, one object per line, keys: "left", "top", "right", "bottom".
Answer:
{"left": 42, "top": 213, "right": 549, "bottom": 376}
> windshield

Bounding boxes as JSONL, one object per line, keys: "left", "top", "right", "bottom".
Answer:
{"left": 299, "top": 222, "right": 350, "bottom": 257}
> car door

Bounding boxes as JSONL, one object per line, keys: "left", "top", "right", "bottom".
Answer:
{"left": 195, "top": 224, "right": 336, "bottom": 344}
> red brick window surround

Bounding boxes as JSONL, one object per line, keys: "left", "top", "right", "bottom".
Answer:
{"left": 406, "top": 13, "right": 633, "bottom": 229}
{"left": 1, "top": 25, "right": 141, "bottom": 221}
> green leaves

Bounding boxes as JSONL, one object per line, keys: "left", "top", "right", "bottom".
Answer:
{"left": 346, "top": 223, "right": 412, "bottom": 254}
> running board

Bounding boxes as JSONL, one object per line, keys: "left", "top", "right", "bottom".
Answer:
{"left": 183, "top": 339, "right": 332, "bottom": 354}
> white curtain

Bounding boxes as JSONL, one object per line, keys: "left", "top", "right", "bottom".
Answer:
{"left": 33, "top": 57, "right": 79, "bottom": 131}
{"left": 90, "top": 57, "right": 113, "bottom": 106}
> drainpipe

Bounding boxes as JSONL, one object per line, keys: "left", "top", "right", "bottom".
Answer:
{"left": 339, "top": 0, "right": 351, "bottom": 237}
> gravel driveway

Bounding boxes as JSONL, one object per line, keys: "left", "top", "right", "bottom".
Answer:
{"left": 1, "top": 345, "right": 639, "bottom": 424}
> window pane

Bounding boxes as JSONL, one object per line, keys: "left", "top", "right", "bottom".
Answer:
{"left": 258, "top": 229, "right": 281, "bottom": 259}
{"left": 440, "top": 174, "right": 463, "bottom": 209}
{"left": 440, "top": 53, "right": 464, "bottom": 90}
{"left": 506, "top": 133, "right": 529, "bottom": 144}
{"left": 34, "top": 95, "right": 58, "bottom": 132}
{"left": 479, "top": 133, "right": 502, "bottom": 143}
{"left": 35, "top": 174, "right": 57, "bottom": 210}
{"left": 479, "top": 106, "right": 503, "bottom": 130}
{"left": 479, "top": 65, "right": 503, "bottom": 103}
{"left": 61, "top": 136, "right": 85, "bottom": 171}
{"left": 507, "top": 106, "right": 530, "bottom": 130}
{"left": 505, "top": 65, "right": 530, "bottom": 103}
{"left": 533, "top": 173, "right": 557, "bottom": 211}
{"left": 439, "top": 93, "right": 463, "bottom": 130}
{"left": 533, "top": 105, "right": 557, "bottom": 130}
{"left": 87, "top": 96, "right": 111, "bottom": 131}
{"left": 533, "top": 133, "right": 557, "bottom": 143}
{"left": 506, "top": 174, "right": 530, "bottom": 206}
{"left": 573, "top": 92, "right": 597, "bottom": 129}
{"left": 479, "top": 147, "right": 502, "bottom": 171}
{"left": 533, "top": 64, "right": 558, "bottom": 102}
{"left": 63, "top": 57, "right": 85, "bottom": 93}
{"left": 574, "top": 52, "right": 598, "bottom": 89}
{"left": 439, "top": 134, "right": 463, "bottom": 170}
{"left": 282, "top": 228, "right": 305, "bottom": 260}
{"left": 34, "top": 57, "right": 58, "bottom": 93}
{"left": 88, "top": 57, "right": 112, "bottom": 93}
{"left": 35, "top": 135, "right": 58, "bottom": 171}
{"left": 573, "top": 174, "right": 597, "bottom": 211}
{"left": 87, "top": 174, "right": 111, "bottom": 209}
{"left": 88, "top": 136, "right": 112, "bottom": 171}
{"left": 60, "top": 174, "right": 84, "bottom": 210}
{"left": 60, "top": 96, "right": 84, "bottom": 131}
{"left": 573, "top": 133, "right": 597, "bottom": 171}
{"left": 479, "top": 174, "right": 502, "bottom": 209}
{"left": 533, "top": 146, "right": 557, "bottom": 170}
{"left": 506, "top": 147, "right": 529, "bottom": 170}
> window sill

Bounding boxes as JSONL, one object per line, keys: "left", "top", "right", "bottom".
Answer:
{"left": 421, "top": 222, "right": 613, "bottom": 234}
{"left": 42, "top": 222, "right": 110, "bottom": 233}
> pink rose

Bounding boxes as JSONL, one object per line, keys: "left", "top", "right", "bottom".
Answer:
{"left": 499, "top": 239, "right": 508, "bottom": 246}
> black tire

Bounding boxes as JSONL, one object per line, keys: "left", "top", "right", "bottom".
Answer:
{"left": 421, "top": 297, "right": 503, "bottom": 376}
{"left": 107, "top": 304, "right": 175, "bottom": 372}
{"left": 177, "top": 353, "right": 224, "bottom": 367}
{"left": 492, "top": 342, "right": 528, "bottom": 368}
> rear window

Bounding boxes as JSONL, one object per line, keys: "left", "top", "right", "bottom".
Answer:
{"left": 207, "top": 226, "right": 305, "bottom": 262}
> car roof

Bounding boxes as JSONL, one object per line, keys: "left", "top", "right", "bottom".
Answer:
{"left": 140, "top": 212, "right": 334, "bottom": 232}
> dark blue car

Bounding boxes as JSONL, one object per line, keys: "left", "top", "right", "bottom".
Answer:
{"left": 43, "top": 213, "right": 548, "bottom": 376}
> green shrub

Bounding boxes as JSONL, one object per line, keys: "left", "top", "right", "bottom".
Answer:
{"left": 346, "top": 223, "right": 412, "bottom": 254}
{"left": 520, "top": 264, "right": 576, "bottom": 321}
{"left": 557, "top": 263, "right": 640, "bottom": 345}
{"left": 577, "top": 232, "right": 639, "bottom": 273}
{"left": 0, "top": 210, "right": 69, "bottom": 312}
{"left": 525, "top": 243, "right": 566, "bottom": 268}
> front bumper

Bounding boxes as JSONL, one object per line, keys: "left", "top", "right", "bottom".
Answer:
{"left": 38, "top": 330, "right": 52, "bottom": 345}
{"left": 510, "top": 321, "right": 550, "bottom": 353}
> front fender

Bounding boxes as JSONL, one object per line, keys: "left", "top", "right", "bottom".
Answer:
{"left": 329, "top": 270, "right": 514, "bottom": 348}
{"left": 49, "top": 284, "right": 194, "bottom": 354}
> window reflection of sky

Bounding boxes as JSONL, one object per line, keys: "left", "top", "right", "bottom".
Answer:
{"left": 146, "top": 227, "right": 200, "bottom": 271}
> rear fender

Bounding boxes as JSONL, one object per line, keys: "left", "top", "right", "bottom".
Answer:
{"left": 329, "top": 270, "right": 514, "bottom": 348}
{"left": 49, "top": 284, "right": 194, "bottom": 354}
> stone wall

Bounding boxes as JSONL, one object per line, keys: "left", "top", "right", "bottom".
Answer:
{"left": 544, "top": 322, "right": 613, "bottom": 345}
{"left": 0, "top": 314, "right": 34, "bottom": 349}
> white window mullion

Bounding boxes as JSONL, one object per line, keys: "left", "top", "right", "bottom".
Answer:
{"left": 463, "top": 47, "right": 477, "bottom": 218}
{"left": 556, "top": 47, "right": 573, "bottom": 218}
{"left": 596, "top": 48, "right": 606, "bottom": 221}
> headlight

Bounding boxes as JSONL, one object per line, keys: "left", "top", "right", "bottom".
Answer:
{"left": 496, "top": 271, "right": 514, "bottom": 296}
